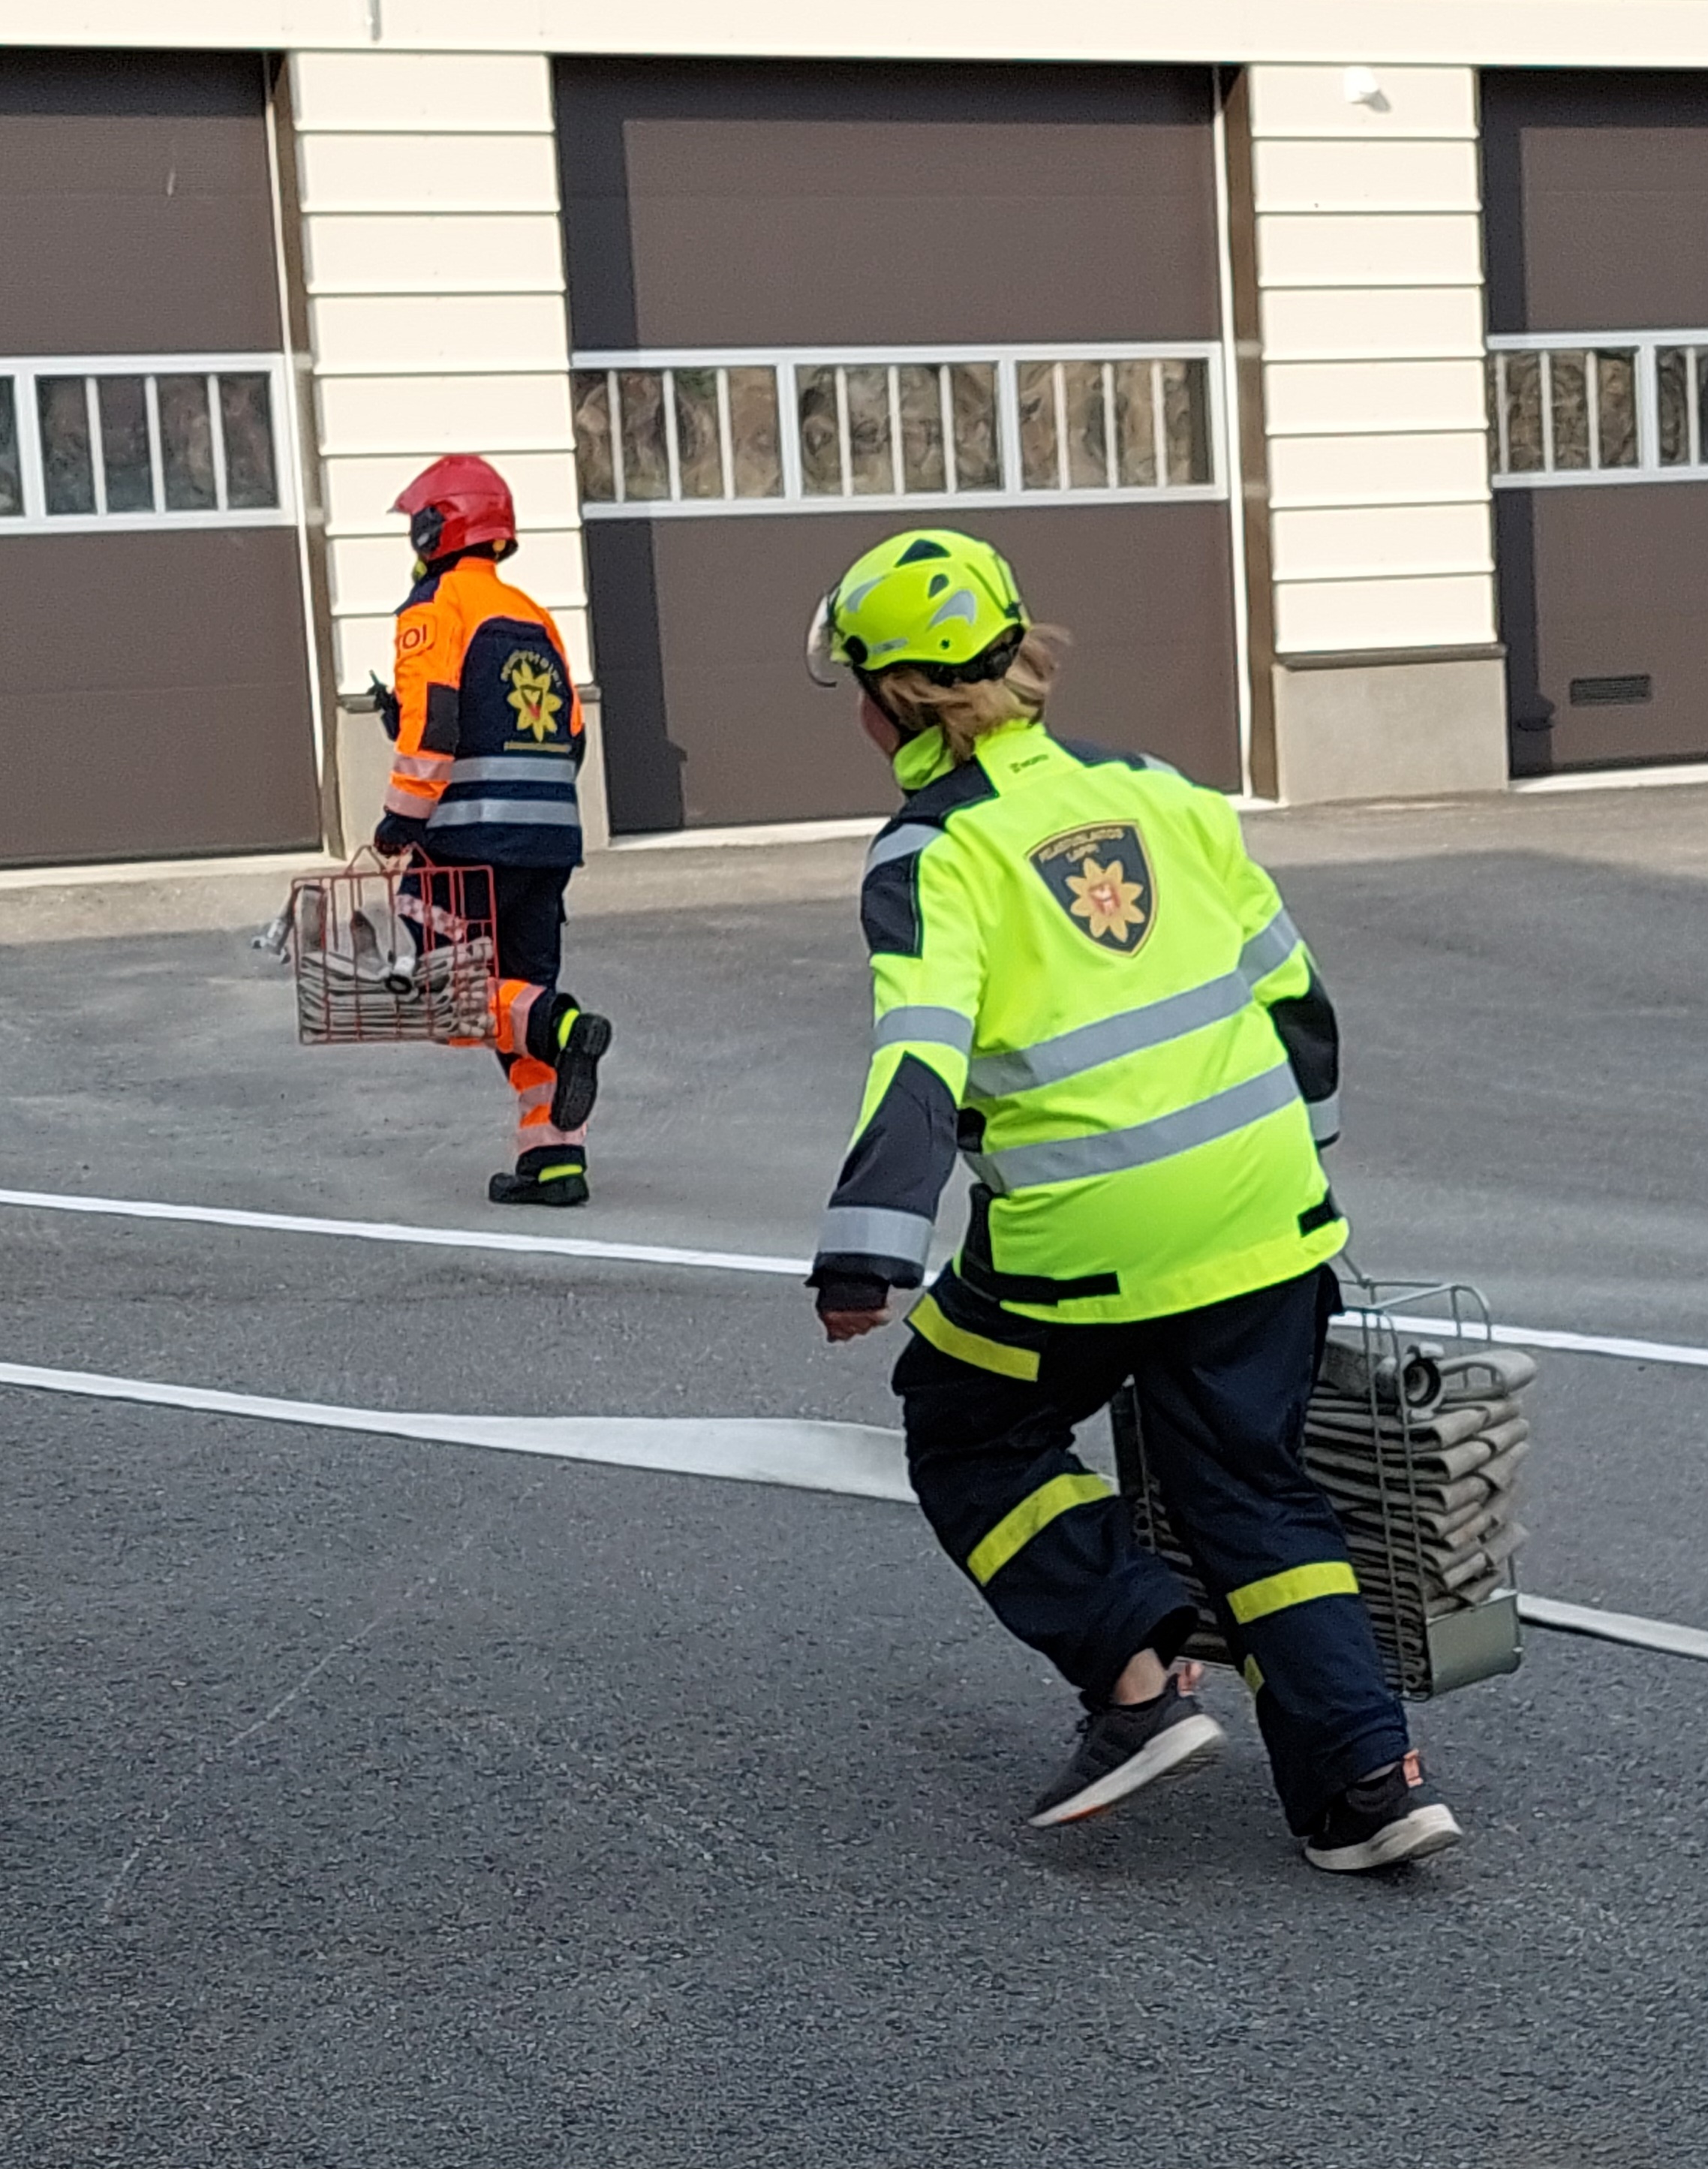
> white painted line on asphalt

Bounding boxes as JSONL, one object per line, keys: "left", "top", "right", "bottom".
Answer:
{"left": 6, "top": 1185, "right": 1708, "bottom": 1373}
{"left": 0, "top": 1185, "right": 810, "bottom": 1279}
{"left": 5, "top": 1354, "right": 1706, "bottom": 1665}
{"left": 1516, "top": 1594, "right": 1708, "bottom": 1664}
{"left": 1370, "top": 1310, "right": 1708, "bottom": 1372}
{"left": 0, "top": 1356, "right": 912, "bottom": 1502}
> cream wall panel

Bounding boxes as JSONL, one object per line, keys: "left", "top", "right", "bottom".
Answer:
{"left": 15, "top": 0, "right": 1708, "bottom": 67}
{"left": 334, "top": 615, "right": 399, "bottom": 693}
{"left": 1246, "top": 65, "right": 1476, "bottom": 141}
{"left": 1268, "top": 431, "right": 1490, "bottom": 510}
{"left": 1264, "top": 358, "right": 1488, "bottom": 437}
{"left": 338, "top": 621, "right": 600, "bottom": 709}
{"left": 292, "top": 49, "right": 555, "bottom": 130}
{"left": 316, "top": 372, "right": 574, "bottom": 456}
{"left": 1257, "top": 213, "right": 1481, "bottom": 290}
{"left": 289, "top": 47, "right": 591, "bottom": 727}
{"left": 1261, "top": 285, "right": 1484, "bottom": 363}
{"left": 339, "top": 599, "right": 587, "bottom": 702}
{"left": 329, "top": 531, "right": 587, "bottom": 618}
{"left": 1271, "top": 503, "right": 1492, "bottom": 582}
{"left": 1246, "top": 58, "right": 1499, "bottom": 755}
{"left": 311, "top": 293, "right": 573, "bottom": 372}
{"left": 1252, "top": 139, "right": 1480, "bottom": 215}
{"left": 555, "top": 611, "right": 596, "bottom": 687}
{"left": 297, "top": 133, "right": 559, "bottom": 213}
{"left": 1275, "top": 575, "right": 1497, "bottom": 655}
{"left": 305, "top": 215, "right": 566, "bottom": 296}
{"left": 324, "top": 450, "right": 579, "bottom": 532}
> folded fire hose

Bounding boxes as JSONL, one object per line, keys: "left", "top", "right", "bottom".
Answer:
{"left": 253, "top": 856, "right": 498, "bottom": 1047}
{"left": 1112, "top": 1277, "right": 1529, "bottom": 1698}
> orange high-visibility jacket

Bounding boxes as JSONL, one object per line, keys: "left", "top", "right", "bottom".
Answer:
{"left": 383, "top": 554, "right": 585, "bottom": 868}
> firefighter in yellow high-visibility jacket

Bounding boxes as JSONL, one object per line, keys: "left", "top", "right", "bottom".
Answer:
{"left": 806, "top": 529, "right": 1460, "bottom": 1873}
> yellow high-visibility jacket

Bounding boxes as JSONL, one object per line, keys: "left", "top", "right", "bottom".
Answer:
{"left": 810, "top": 718, "right": 1346, "bottom": 1325}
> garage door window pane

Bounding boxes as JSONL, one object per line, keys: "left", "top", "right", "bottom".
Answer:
{"left": 673, "top": 369, "right": 723, "bottom": 499}
{"left": 1163, "top": 359, "right": 1210, "bottom": 486}
{"left": 157, "top": 375, "right": 217, "bottom": 508}
{"left": 1596, "top": 351, "right": 1637, "bottom": 470}
{"left": 1502, "top": 352, "right": 1544, "bottom": 473}
{"left": 727, "top": 368, "right": 781, "bottom": 498}
{"left": 1017, "top": 361, "right": 1060, "bottom": 489}
{"left": 949, "top": 365, "right": 1000, "bottom": 492}
{"left": 1550, "top": 352, "right": 1589, "bottom": 470}
{"left": 0, "top": 381, "right": 21, "bottom": 516}
{"left": 1695, "top": 353, "right": 1708, "bottom": 471}
{"left": 898, "top": 366, "right": 946, "bottom": 492}
{"left": 37, "top": 378, "right": 96, "bottom": 514}
{"left": 1656, "top": 348, "right": 1689, "bottom": 466}
{"left": 798, "top": 366, "right": 842, "bottom": 495}
{"left": 846, "top": 366, "right": 893, "bottom": 495}
{"left": 219, "top": 375, "right": 278, "bottom": 509}
{"left": 1113, "top": 361, "right": 1158, "bottom": 486}
{"left": 617, "top": 371, "right": 669, "bottom": 501}
{"left": 572, "top": 372, "right": 616, "bottom": 501}
{"left": 1063, "top": 362, "right": 1107, "bottom": 489}
{"left": 98, "top": 376, "right": 154, "bottom": 512}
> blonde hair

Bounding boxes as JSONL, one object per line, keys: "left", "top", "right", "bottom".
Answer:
{"left": 877, "top": 625, "right": 1069, "bottom": 766}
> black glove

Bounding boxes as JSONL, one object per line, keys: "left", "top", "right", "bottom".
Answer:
{"left": 373, "top": 811, "right": 429, "bottom": 859}
{"left": 371, "top": 674, "right": 401, "bottom": 742}
{"left": 813, "top": 1274, "right": 892, "bottom": 1316}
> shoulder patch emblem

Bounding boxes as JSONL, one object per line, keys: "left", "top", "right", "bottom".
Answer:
{"left": 1028, "top": 822, "right": 1156, "bottom": 955}
{"left": 502, "top": 648, "right": 564, "bottom": 743}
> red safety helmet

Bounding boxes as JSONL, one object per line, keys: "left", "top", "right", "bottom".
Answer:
{"left": 392, "top": 454, "right": 517, "bottom": 562}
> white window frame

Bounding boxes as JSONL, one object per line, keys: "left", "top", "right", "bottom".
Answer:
{"left": 1483, "top": 329, "right": 1708, "bottom": 489}
{"left": 0, "top": 352, "right": 296, "bottom": 534}
{"left": 570, "top": 341, "right": 1228, "bottom": 518}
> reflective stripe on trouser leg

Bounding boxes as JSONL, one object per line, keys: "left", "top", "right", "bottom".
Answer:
{"left": 1124, "top": 1266, "right": 1408, "bottom": 1834}
{"left": 495, "top": 977, "right": 543, "bottom": 1058}
{"left": 893, "top": 1323, "right": 1199, "bottom": 1705}
{"left": 510, "top": 1056, "right": 586, "bottom": 1153}
{"left": 1227, "top": 1560, "right": 1361, "bottom": 1624}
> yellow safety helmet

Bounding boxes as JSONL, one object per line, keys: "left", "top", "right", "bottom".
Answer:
{"left": 805, "top": 529, "right": 1030, "bottom": 689}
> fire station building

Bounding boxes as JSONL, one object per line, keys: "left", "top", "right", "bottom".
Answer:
{"left": 2, "top": 5, "right": 1707, "bottom": 868}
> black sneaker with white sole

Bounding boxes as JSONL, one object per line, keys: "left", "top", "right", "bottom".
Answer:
{"left": 549, "top": 1004, "right": 612, "bottom": 1133}
{"left": 1028, "top": 1675, "right": 1225, "bottom": 1829}
{"left": 1303, "top": 1751, "right": 1463, "bottom": 1873}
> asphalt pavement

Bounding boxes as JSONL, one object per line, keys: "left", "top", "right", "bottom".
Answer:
{"left": 5, "top": 785, "right": 1708, "bottom": 2166}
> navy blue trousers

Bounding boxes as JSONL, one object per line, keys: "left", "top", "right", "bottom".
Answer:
{"left": 894, "top": 1263, "right": 1409, "bottom": 1832}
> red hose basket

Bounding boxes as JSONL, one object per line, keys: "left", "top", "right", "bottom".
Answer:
{"left": 287, "top": 850, "right": 499, "bottom": 1047}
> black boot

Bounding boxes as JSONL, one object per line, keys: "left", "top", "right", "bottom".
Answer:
{"left": 489, "top": 1142, "right": 590, "bottom": 1208}
{"left": 547, "top": 998, "right": 613, "bottom": 1133}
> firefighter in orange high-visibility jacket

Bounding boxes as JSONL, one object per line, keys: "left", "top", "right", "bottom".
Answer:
{"left": 374, "top": 454, "right": 612, "bottom": 1207}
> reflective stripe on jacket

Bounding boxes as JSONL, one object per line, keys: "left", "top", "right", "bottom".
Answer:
{"left": 810, "top": 720, "right": 1346, "bottom": 1324}
{"left": 383, "top": 554, "right": 583, "bottom": 869}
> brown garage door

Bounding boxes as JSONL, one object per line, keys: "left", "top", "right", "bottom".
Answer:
{"left": 1484, "top": 71, "right": 1708, "bottom": 775}
{"left": 0, "top": 50, "right": 319, "bottom": 867}
{"left": 555, "top": 61, "right": 1237, "bottom": 832}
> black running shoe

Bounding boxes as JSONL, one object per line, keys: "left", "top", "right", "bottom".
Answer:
{"left": 550, "top": 1004, "right": 612, "bottom": 1133}
{"left": 1304, "top": 1751, "right": 1463, "bottom": 1873}
{"left": 1028, "top": 1675, "right": 1224, "bottom": 1829}
{"left": 489, "top": 1148, "right": 589, "bottom": 1208}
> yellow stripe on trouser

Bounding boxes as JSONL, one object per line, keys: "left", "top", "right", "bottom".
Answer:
{"left": 909, "top": 1293, "right": 1040, "bottom": 1382}
{"left": 1227, "top": 1560, "right": 1359, "bottom": 1625}
{"left": 967, "top": 1473, "right": 1112, "bottom": 1587}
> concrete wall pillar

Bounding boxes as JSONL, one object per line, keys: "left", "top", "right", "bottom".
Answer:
{"left": 282, "top": 48, "right": 608, "bottom": 849}
{"left": 1245, "top": 63, "right": 1508, "bottom": 802}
